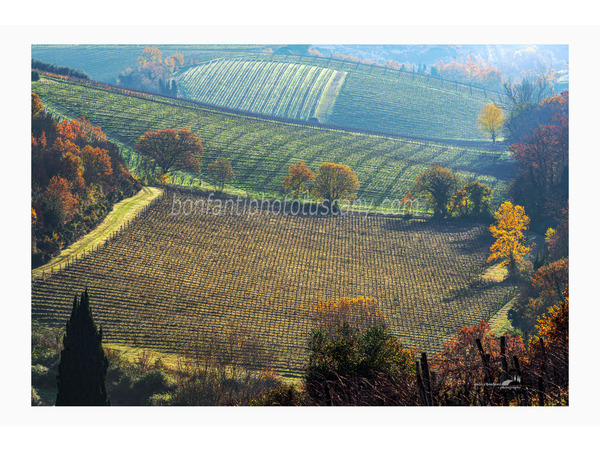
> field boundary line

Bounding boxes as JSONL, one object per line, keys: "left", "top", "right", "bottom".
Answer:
{"left": 32, "top": 186, "right": 164, "bottom": 280}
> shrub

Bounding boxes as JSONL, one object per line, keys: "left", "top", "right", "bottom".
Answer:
{"left": 305, "top": 296, "right": 416, "bottom": 405}
{"left": 249, "top": 384, "right": 307, "bottom": 406}
{"left": 31, "top": 387, "right": 42, "bottom": 406}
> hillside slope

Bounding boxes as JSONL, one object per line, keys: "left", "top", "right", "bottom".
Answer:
{"left": 32, "top": 46, "right": 503, "bottom": 141}
{"left": 177, "top": 59, "right": 345, "bottom": 122}
{"left": 32, "top": 192, "right": 518, "bottom": 377}
{"left": 176, "top": 54, "right": 497, "bottom": 141}
{"left": 32, "top": 76, "right": 513, "bottom": 210}
{"left": 31, "top": 44, "right": 271, "bottom": 84}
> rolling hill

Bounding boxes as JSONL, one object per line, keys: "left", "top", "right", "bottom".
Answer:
{"left": 32, "top": 75, "right": 513, "bottom": 211}
{"left": 32, "top": 45, "right": 503, "bottom": 141}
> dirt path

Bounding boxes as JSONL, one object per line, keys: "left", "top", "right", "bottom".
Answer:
{"left": 32, "top": 186, "right": 163, "bottom": 279}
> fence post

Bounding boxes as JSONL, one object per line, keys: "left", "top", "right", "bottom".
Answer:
{"left": 500, "top": 336, "right": 509, "bottom": 406}
{"left": 476, "top": 338, "right": 492, "bottom": 405}
{"left": 415, "top": 361, "right": 428, "bottom": 406}
{"left": 512, "top": 355, "right": 529, "bottom": 406}
{"left": 538, "top": 376, "right": 545, "bottom": 406}
{"left": 500, "top": 336, "right": 508, "bottom": 381}
{"left": 420, "top": 352, "right": 432, "bottom": 406}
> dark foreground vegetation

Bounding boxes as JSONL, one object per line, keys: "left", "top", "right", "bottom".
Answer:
{"left": 33, "top": 290, "right": 567, "bottom": 406}
{"left": 252, "top": 293, "right": 568, "bottom": 406}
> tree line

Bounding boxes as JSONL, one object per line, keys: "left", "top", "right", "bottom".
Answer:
{"left": 32, "top": 58, "right": 91, "bottom": 80}
{"left": 117, "top": 46, "right": 184, "bottom": 96}
{"left": 31, "top": 94, "right": 141, "bottom": 267}
{"left": 408, "top": 85, "right": 569, "bottom": 346}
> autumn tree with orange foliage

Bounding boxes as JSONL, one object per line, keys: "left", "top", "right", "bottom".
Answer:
{"left": 509, "top": 94, "right": 568, "bottom": 228}
{"left": 431, "top": 321, "right": 528, "bottom": 406}
{"left": 81, "top": 145, "right": 113, "bottom": 185}
{"left": 137, "top": 46, "right": 163, "bottom": 67}
{"left": 118, "top": 46, "right": 184, "bottom": 95}
{"left": 32, "top": 92, "right": 44, "bottom": 118}
{"left": 528, "top": 286, "right": 569, "bottom": 405}
{"left": 135, "top": 127, "right": 203, "bottom": 178}
{"left": 311, "top": 162, "right": 359, "bottom": 212}
{"left": 31, "top": 94, "right": 140, "bottom": 267}
{"left": 164, "top": 53, "right": 184, "bottom": 73}
{"left": 55, "top": 116, "right": 107, "bottom": 147}
{"left": 508, "top": 258, "right": 568, "bottom": 336}
{"left": 433, "top": 55, "right": 503, "bottom": 90}
{"left": 44, "top": 176, "right": 79, "bottom": 224}
{"left": 488, "top": 201, "right": 531, "bottom": 277}
{"left": 282, "top": 161, "right": 314, "bottom": 198}
{"left": 206, "top": 157, "right": 235, "bottom": 192}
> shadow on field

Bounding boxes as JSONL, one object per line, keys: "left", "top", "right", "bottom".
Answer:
{"left": 378, "top": 216, "right": 490, "bottom": 236}
{"left": 441, "top": 277, "right": 517, "bottom": 306}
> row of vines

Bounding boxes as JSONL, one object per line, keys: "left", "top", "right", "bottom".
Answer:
{"left": 177, "top": 59, "right": 344, "bottom": 121}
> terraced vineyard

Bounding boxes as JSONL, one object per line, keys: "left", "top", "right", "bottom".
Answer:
{"left": 177, "top": 59, "right": 346, "bottom": 122}
{"left": 32, "top": 76, "right": 513, "bottom": 211}
{"left": 31, "top": 190, "right": 518, "bottom": 378}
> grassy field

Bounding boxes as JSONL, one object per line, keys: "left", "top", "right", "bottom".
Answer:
{"left": 32, "top": 76, "right": 513, "bottom": 212}
{"left": 31, "top": 190, "right": 518, "bottom": 378}
{"left": 177, "top": 59, "right": 346, "bottom": 122}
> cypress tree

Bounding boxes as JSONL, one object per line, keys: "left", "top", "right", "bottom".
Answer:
{"left": 55, "top": 289, "right": 110, "bottom": 406}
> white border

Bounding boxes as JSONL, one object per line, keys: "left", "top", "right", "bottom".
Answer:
{"left": 2, "top": 3, "right": 599, "bottom": 444}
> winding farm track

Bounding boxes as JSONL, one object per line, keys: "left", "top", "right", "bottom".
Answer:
{"left": 32, "top": 186, "right": 163, "bottom": 279}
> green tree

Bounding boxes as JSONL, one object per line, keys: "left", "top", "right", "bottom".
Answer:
{"left": 306, "top": 297, "right": 415, "bottom": 405}
{"left": 55, "top": 289, "right": 110, "bottom": 406}
{"left": 413, "top": 165, "right": 459, "bottom": 218}
{"left": 464, "top": 181, "right": 493, "bottom": 217}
